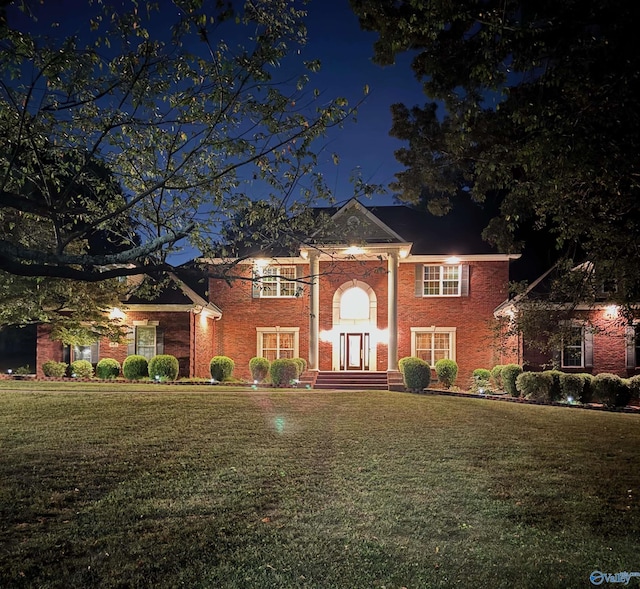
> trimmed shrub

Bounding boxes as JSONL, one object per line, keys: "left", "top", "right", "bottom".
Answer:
{"left": 210, "top": 356, "right": 235, "bottom": 381}
{"left": 123, "top": 355, "right": 149, "bottom": 380}
{"left": 491, "top": 365, "right": 505, "bottom": 390}
{"left": 401, "top": 357, "right": 431, "bottom": 393}
{"left": 593, "top": 373, "right": 630, "bottom": 407}
{"left": 545, "top": 370, "right": 564, "bottom": 402}
{"left": 516, "top": 371, "right": 554, "bottom": 401}
{"left": 580, "top": 373, "right": 595, "bottom": 404}
{"left": 70, "top": 359, "right": 93, "bottom": 379}
{"left": 269, "top": 358, "right": 299, "bottom": 387}
{"left": 96, "top": 358, "right": 121, "bottom": 379}
{"left": 42, "top": 360, "right": 68, "bottom": 378}
{"left": 148, "top": 355, "right": 179, "bottom": 381}
{"left": 628, "top": 374, "right": 640, "bottom": 404}
{"left": 398, "top": 356, "right": 411, "bottom": 375}
{"left": 501, "top": 364, "right": 523, "bottom": 396}
{"left": 473, "top": 368, "right": 491, "bottom": 382}
{"left": 292, "top": 357, "right": 307, "bottom": 377}
{"left": 249, "top": 357, "right": 270, "bottom": 382}
{"left": 435, "top": 358, "right": 458, "bottom": 389}
{"left": 559, "top": 373, "right": 585, "bottom": 403}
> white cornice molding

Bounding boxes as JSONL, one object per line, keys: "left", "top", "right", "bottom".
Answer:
{"left": 407, "top": 253, "right": 520, "bottom": 263}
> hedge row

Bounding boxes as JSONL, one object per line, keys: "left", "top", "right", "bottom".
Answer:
{"left": 41, "top": 355, "right": 180, "bottom": 381}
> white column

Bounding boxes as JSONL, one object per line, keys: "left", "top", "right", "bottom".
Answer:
{"left": 308, "top": 253, "right": 320, "bottom": 371}
{"left": 387, "top": 251, "right": 399, "bottom": 371}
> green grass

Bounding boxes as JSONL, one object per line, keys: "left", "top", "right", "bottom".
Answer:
{"left": 1, "top": 387, "right": 639, "bottom": 589}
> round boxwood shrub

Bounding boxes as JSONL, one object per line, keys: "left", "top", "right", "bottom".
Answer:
{"left": 400, "top": 356, "right": 431, "bottom": 393}
{"left": 70, "top": 359, "right": 94, "bottom": 379}
{"left": 96, "top": 358, "right": 121, "bottom": 379}
{"left": 435, "top": 358, "right": 458, "bottom": 389}
{"left": 559, "top": 372, "right": 585, "bottom": 403}
{"left": 592, "top": 373, "right": 630, "bottom": 407}
{"left": 628, "top": 374, "right": 640, "bottom": 404}
{"left": 123, "top": 355, "right": 149, "bottom": 380}
{"left": 249, "top": 357, "right": 270, "bottom": 382}
{"left": 42, "top": 360, "right": 68, "bottom": 378}
{"left": 473, "top": 368, "right": 491, "bottom": 382}
{"left": 516, "top": 371, "right": 554, "bottom": 401}
{"left": 491, "top": 365, "right": 505, "bottom": 390}
{"left": 398, "top": 356, "right": 411, "bottom": 375}
{"left": 292, "top": 357, "right": 307, "bottom": 377}
{"left": 210, "top": 356, "right": 235, "bottom": 381}
{"left": 501, "top": 364, "right": 523, "bottom": 396}
{"left": 148, "top": 354, "right": 179, "bottom": 381}
{"left": 270, "top": 358, "right": 299, "bottom": 387}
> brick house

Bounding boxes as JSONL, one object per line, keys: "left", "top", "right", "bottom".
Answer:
{"left": 494, "top": 264, "right": 640, "bottom": 377}
{"left": 36, "top": 273, "right": 221, "bottom": 378}
{"left": 36, "top": 198, "right": 520, "bottom": 385}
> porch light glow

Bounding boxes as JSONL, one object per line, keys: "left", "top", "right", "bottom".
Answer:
{"left": 444, "top": 256, "right": 461, "bottom": 265}
{"left": 109, "top": 307, "right": 125, "bottom": 320}
{"left": 605, "top": 305, "right": 619, "bottom": 319}
{"left": 254, "top": 258, "right": 269, "bottom": 271}
{"left": 345, "top": 245, "right": 365, "bottom": 255}
{"left": 399, "top": 249, "right": 409, "bottom": 259}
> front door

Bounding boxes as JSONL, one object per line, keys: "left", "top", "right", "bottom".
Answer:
{"left": 347, "top": 333, "right": 363, "bottom": 370}
{"left": 341, "top": 332, "right": 370, "bottom": 370}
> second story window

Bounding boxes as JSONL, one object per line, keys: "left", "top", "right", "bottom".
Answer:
{"left": 255, "top": 265, "right": 297, "bottom": 298}
{"left": 421, "top": 264, "right": 461, "bottom": 296}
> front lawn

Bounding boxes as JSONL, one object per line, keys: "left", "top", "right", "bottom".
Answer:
{"left": 1, "top": 388, "right": 638, "bottom": 588}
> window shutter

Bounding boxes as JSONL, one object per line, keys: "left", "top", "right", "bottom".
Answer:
{"left": 584, "top": 328, "right": 594, "bottom": 368}
{"left": 62, "top": 344, "right": 71, "bottom": 365}
{"left": 625, "top": 325, "right": 636, "bottom": 370}
{"left": 460, "top": 264, "right": 470, "bottom": 296}
{"left": 414, "top": 265, "right": 423, "bottom": 297}
{"left": 552, "top": 348, "right": 561, "bottom": 368}
{"left": 155, "top": 328, "right": 164, "bottom": 355}
{"left": 90, "top": 342, "right": 99, "bottom": 363}
{"left": 252, "top": 268, "right": 261, "bottom": 298}
{"left": 127, "top": 327, "right": 135, "bottom": 356}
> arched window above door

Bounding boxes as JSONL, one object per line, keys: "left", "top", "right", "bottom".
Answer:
{"left": 340, "top": 287, "right": 370, "bottom": 320}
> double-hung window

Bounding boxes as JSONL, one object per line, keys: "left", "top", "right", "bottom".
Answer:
{"left": 255, "top": 265, "right": 297, "bottom": 298}
{"left": 411, "top": 328, "right": 456, "bottom": 365}
{"left": 256, "top": 327, "right": 299, "bottom": 361}
{"left": 136, "top": 326, "right": 157, "bottom": 360}
{"left": 561, "top": 325, "right": 586, "bottom": 368}
{"left": 417, "top": 264, "right": 466, "bottom": 297}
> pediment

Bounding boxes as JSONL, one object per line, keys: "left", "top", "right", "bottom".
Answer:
{"left": 326, "top": 199, "right": 407, "bottom": 244}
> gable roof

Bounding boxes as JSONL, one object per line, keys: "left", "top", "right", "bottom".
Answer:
{"left": 307, "top": 197, "right": 504, "bottom": 255}
{"left": 124, "top": 272, "right": 222, "bottom": 317}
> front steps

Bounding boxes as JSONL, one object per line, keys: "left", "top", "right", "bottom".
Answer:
{"left": 312, "top": 370, "right": 389, "bottom": 390}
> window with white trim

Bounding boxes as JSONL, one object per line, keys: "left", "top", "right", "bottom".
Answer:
{"left": 561, "top": 325, "right": 584, "bottom": 368}
{"left": 421, "top": 265, "right": 461, "bottom": 296}
{"left": 257, "top": 327, "right": 299, "bottom": 361}
{"left": 257, "top": 265, "right": 297, "bottom": 297}
{"left": 411, "top": 328, "right": 456, "bottom": 365}
{"left": 136, "top": 326, "right": 157, "bottom": 360}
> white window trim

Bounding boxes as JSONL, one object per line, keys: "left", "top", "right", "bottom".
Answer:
{"left": 421, "top": 264, "right": 462, "bottom": 297}
{"left": 255, "top": 265, "right": 297, "bottom": 298}
{"left": 410, "top": 327, "right": 457, "bottom": 364}
{"left": 256, "top": 327, "right": 300, "bottom": 359}
{"left": 561, "top": 325, "right": 585, "bottom": 368}
{"left": 136, "top": 325, "right": 157, "bottom": 360}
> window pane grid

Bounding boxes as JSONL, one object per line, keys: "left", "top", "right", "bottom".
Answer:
{"left": 414, "top": 332, "right": 451, "bottom": 365}
{"left": 562, "top": 326, "right": 584, "bottom": 367}
{"left": 258, "top": 266, "right": 296, "bottom": 297}
{"left": 261, "top": 332, "right": 295, "bottom": 360}
{"left": 422, "top": 265, "right": 461, "bottom": 296}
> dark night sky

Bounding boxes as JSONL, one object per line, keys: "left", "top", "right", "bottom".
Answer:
{"left": 8, "top": 0, "right": 551, "bottom": 277}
